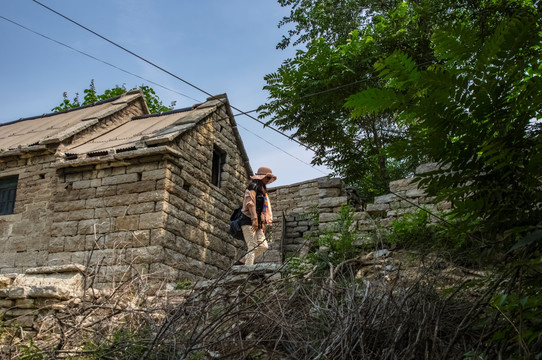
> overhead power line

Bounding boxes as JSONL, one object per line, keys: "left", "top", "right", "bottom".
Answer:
{"left": 0, "top": 11, "right": 325, "bottom": 174}
{"left": 31, "top": 0, "right": 314, "bottom": 154}
{"left": 0, "top": 14, "right": 200, "bottom": 103}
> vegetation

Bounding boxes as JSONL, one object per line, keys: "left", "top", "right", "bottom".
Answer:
{"left": 52, "top": 79, "right": 175, "bottom": 114}
{"left": 6, "top": 1, "right": 539, "bottom": 359}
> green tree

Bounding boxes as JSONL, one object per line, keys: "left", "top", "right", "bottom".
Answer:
{"left": 346, "top": 3, "right": 542, "bottom": 248}
{"left": 261, "top": 0, "right": 449, "bottom": 199}
{"left": 52, "top": 80, "right": 175, "bottom": 114}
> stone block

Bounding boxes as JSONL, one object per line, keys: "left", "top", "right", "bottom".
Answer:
{"left": 54, "top": 199, "right": 86, "bottom": 212}
{"left": 111, "top": 167, "right": 126, "bottom": 176}
{"left": 56, "top": 209, "right": 95, "bottom": 222}
{"left": 141, "top": 169, "right": 166, "bottom": 181}
{"left": 317, "top": 177, "right": 342, "bottom": 188}
{"left": 389, "top": 178, "right": 414, "bottom": 193}
{"left": 150, "top": 228, "right": 175, "bottom": 247}
{"left": 5, "top": 237, "right": 27, "bottom": 252}
{"left": 138, "top": 190, "right": 166, "bottom": 203}
{"left": 27, "top": 286, "right": 73, "bottom": 300}
{"left": 0, "top": 299, "right": 14, "bottom": 307}
{"left": 126, "top": 246, "right": 165, "bottom": 264}
{"left": 149, "top": 263, "right": 179, "bottom": 282}
{"left": 437, "top": 201, "right": 453, "bottom": 210}
{"left": 415, "top": 162, "right": 440, "bottom": 174}
{"left": 95, "top": 185, "right": 117, "bottom": 197}
{"left": 117, "top": 180, "right": 156, "bottom": 194}
{"left": 405, "top": 188, "right": 426, "bottom": 198}
{"left": 103, "top": 194, "right": 137, "bottom": 207}
{"left": 319, "top": 196, "right": 348, "bottom": 209}
{"left": 101, "top": 173, "right": 139, "bottom": 186}
{"left": 70, "top": 251, "right": 88, "bottom": 266}
{"left": 126, "top": 202, "right": 155, "bottom": 215}
{"left": 374, "top": 193, "right": 399, "bottom": 204}
{"left": 126, "top": 163, "right": 158, "bottom": 174}
{"left": 318, "top": 213, "right": 338, "bottom": 223}
{"left": 94, "top": 206, "right": 129, "bottom": 218}
{"left": 319, "top": 187, "right": 341, "bottom": 198}
{"left": 139, "top": 212, "right": 166, "bottom": 230}
{"left": 15, "top": 252, "right": 40, "bottom": 268}
{"left": 8, "top": 287, "right": 27, "bottom": 299}
{"left": 299, "top": 187, "right": 319, "bottom": 197}
{"left": 63, "top": 235, "right": 86, "bottom": 252}
{"left": 4, "top": 314, "right": 35, "bottom": 328}
{"left": 78, "top": 219, "right": 112, "bottom": 236}
{"left": 72, "top": 180, "right": 91, "bottom": 190}
{"left": 15, "top": 299, "right": 35, "bottom": 309}
{"left": 115, "top": 215, "right": 140, "bottom": 231}
{"left": 47, "top": 252, "right": 73, "bottom": 266}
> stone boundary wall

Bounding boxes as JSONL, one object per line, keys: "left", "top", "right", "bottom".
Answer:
{"left": 0, "top": 265, "right": 85, "bottom": 341}
{"left": 269, "top": 163, "right": 451, "bottom": 257}
{"left": 0, "top": 99, "right": 146, "bottom": 274}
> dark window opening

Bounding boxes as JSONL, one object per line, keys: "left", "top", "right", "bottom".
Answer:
{"left": 212, "top": 146, "right": 226, "bottom": 187}
{"left": 0, "top": 175, "right": 18, "bottom": 215}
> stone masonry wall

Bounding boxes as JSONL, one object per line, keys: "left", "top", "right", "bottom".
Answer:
{"left": 51, "top": 153, "right": 171, "bottom": 287}
{"left": 269, "top": 163, "right": 451, "bottom": 257}
{"left": 0, "top": 97, "right": 146, "bottom": 277}
{"left": 0, "top": 100, "right": 249, "bottom": 287}
{"left": 0, "top": 152, "right": 58, "bottom": 271}
{"left": 157, "top": 106, "right": 249, "bottom": 283}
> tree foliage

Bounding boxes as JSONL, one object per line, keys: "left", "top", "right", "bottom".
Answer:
{"left": 52, "top": 80, "right": 175, "bottom": 114}
{"left": 262, "top": 0, "right": 454, "bottom": 199}
{"left": 347, "top": 3, "right": 542, "bottom": 248}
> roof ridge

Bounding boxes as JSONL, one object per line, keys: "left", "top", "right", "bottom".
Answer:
{"left": 132, "top": 105, "right": 198, "bottom": 119}
{"left": 0, "top": 95, "right": 123, "bottom": 127}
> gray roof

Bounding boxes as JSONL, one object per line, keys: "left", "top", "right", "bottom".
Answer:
{"left": 1, "top": 92, "right": 253, "bottom": 177}
{"left": 66, "top": 106, "right": 215, "bottom": 156}
{"left": 0, "top": 92, "right": 143, "bottom": 151}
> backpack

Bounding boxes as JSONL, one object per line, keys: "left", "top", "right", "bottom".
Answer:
{"left": 229, "top": 206, "right": 245, "bottom": 240}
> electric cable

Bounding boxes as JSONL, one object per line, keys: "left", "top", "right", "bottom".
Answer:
{"left": 21, "top": 2, "right": 465, "bottom": 232}
{"left": 0, "top": 13, "right": 323, "bottom": 173}
{"left": 0, "top": 14, "right": 200, "bottom": 103}
{"left": 31, "top": 0, "right": 314, "bottom": 153}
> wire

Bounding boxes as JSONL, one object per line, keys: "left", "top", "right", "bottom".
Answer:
{"left": 18, "top": 3, "right": 471, "bottom": 233}
{"left": 1, "top": 13, "right": 324, "bottom": 174}
{"left": 31, "top": 0, "right": 314, "bottom": 153}
{"left": 0, "top": 15, "right": 200, "bottom": 104}
{"left": 62, "top": 111, "right": 323, "bottom": 172}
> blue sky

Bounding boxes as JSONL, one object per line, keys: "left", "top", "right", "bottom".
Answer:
{"left": 0, "top": 0, "right": 331, "bottom": 186}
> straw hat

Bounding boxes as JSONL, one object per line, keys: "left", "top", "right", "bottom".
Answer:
{"left": 250, "top": 166, "right": 277, "bottom": 184}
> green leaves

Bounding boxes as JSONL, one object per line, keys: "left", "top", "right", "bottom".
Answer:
{"left": 348, "top": 3, "right": 542, "bottom": 248}
{"left": 52, "top": 80, "right": 174, "bottom": 114}
{"left": 344, "top": 88, "right": 399, "bottom": 117}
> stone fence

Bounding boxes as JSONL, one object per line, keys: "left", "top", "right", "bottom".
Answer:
{"left": 268, "top": 163, "right": 451, "bottom": 257}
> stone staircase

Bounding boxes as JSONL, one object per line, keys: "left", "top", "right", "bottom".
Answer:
{"left": 156, "top": 263, "right": 284, "bottom": 305}
{"left": 254, "top": 240, "right": 282, "bottom": 264}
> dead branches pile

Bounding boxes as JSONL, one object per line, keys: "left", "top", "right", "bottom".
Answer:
{"left": 7, "top": 259, "right": 504, "bottom": 360}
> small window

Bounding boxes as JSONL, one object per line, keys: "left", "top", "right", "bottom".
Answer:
{"left": 211, "top": 146, "right": 226, "bottom": 187}
{"left": 0, "top": 175, "right": 18, "bottom": 215}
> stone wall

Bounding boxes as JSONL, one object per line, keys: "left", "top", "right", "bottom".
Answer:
{"left": 0, "top": 265, "right": 84, "bottom": 342}
{"left": 0, "top": 101, "right": 249, "bottom": 287}
{"left": 268, "top": 163, "right": 451, "bottom": 257}
{"left": 156, "top": 105, "right": 249, "bottom": 282}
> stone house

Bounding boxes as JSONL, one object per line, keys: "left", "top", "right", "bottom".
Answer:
{"left": 0, "top": 90, "right": 252, "bottom": 286}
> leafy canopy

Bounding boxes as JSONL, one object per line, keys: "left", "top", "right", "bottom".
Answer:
{"left": 346, "top": 2, "right": 542, "bottom": 248}
{"left": 261, "top": 0, "right": 463, "bottom": 199}
{"left": 52, "top": 80, "right": 175, "bottom": 114}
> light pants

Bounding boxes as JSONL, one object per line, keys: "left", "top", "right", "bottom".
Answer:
{"left": 241, "top": 225, "right": 269, "bottom": 265}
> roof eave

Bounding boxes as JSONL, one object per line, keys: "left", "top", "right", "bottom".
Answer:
{"left": 54, "top": 145, "right": 182, "bottom": 169}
